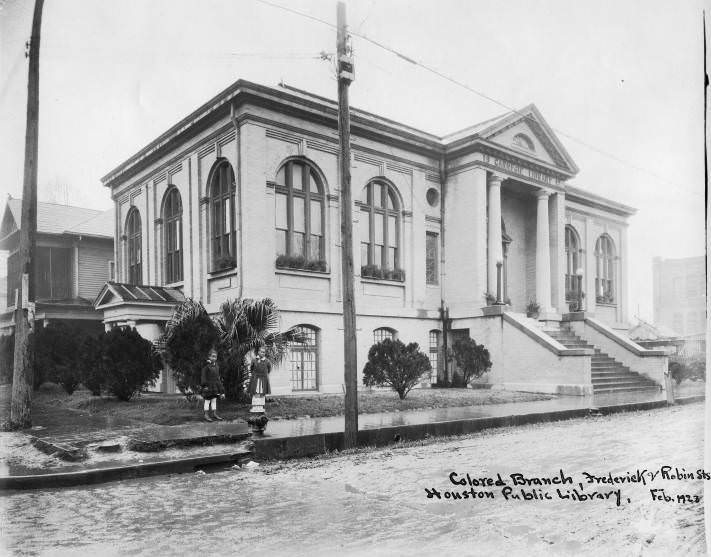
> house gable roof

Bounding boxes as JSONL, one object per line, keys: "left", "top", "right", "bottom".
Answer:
{"left": 0, "top": 198, "right": 112, "bottom": 243}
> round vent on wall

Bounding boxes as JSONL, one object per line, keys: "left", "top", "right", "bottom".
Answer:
{"left": 426, "top": 187, "right": 440, "bottom": 207}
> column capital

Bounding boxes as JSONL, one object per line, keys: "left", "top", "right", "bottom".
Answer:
{"left": 536, "top": 188, "right": 551, "bottom": 200}
{"left": 488, "top": 173, "right": 504, "bottom": 187}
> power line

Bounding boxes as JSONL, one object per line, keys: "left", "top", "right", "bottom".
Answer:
{"left": 252, "top": 0, "right": 695, "bottom": 193}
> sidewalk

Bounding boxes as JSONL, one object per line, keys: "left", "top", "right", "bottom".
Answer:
{"left": 0, "top": 385, "right": 705, "bottom": 490}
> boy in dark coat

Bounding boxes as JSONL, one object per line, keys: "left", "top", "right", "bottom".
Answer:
{"left": 201, "top": 348, "right": 225, "bottom": 421}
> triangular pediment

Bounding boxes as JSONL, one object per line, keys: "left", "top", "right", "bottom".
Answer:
{"left": 95, "top": 282, "right": 122, "bottom": 308}
{"left": 479, "top": 105, "right": 578, "bottom": 175}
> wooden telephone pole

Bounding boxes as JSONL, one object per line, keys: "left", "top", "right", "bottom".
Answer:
{"left": 11, "top": 0, "right": 44, "bottom": 429}
{"left": 337, "top": 1, "right": 358, "bottom": 448}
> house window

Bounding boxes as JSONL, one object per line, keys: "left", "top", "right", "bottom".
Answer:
{"left": 360, "top": 180, "right": 400, "bottom": 271}
{"left": 595, "top": 234, "right": 615, "bottom": 304}
{"left": 274, "top": 159, "right": 325, "bottom": 263}
{"left": 373, "top": 327, "right": 397, "bottom": 344}
{"left": 565, "top": 226, "right": 581, "bottom": 301}
{"left": 428, "top": 329, "right": 440, "bottom": 382}
{"left": 35, "top": 247, "right": 71, "bottom": 300}
{"left": 289, "top": 325, "right": 318, "bottom": 391}
{"left": 426, "top": 232, "right": 439, "bottom": 285}
{"left": 126, "top": 208, "right": 142, "bottom": 284}
{"left": 108, "top": 261, "right": 115, "bottom": 281}
{"left": 163, "top": 187, "right": 183, "bottom": 284}
{"left": 209, "top": 160, "right": 236, "bottom": 271}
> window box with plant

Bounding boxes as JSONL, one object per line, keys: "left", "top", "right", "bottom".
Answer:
{"left": 361, "top": 265, "right": 405, "bottom": 282}
{"left": 212, "top": 255, "right": 237, "bottom": 272}
{"left": 275, "top": 254, "right": 328, "bottom": 273}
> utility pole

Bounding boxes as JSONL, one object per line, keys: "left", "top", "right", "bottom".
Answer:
{"left": 11, "top": 0, "right": 44, "bottom": 429}
{"left": 336, "top": 1, "right": 358, "bottom": 448}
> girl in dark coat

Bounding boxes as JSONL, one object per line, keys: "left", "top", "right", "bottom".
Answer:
{"left": 201, "top": 348, "right": 225, "bottom": 421}
{"left": 249, "top": 346, "right": 272, "bottom": 396}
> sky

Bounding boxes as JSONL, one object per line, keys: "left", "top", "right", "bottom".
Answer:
{"left": 0, "top": 0, "right": 706, "bottom": 322}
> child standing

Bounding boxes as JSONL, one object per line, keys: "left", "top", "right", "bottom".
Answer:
{"left": 201, "top": 348, "right": 225, "bottom": 421}
{"left": 249, "top": 346, "right": 272, "bottom": 397}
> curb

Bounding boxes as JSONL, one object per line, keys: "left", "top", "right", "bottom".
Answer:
{"left": 0, "top": 451, "right": 252, "bottom": 492}
{"left": 0, "top": 396, "right": 703, "bottom": 491}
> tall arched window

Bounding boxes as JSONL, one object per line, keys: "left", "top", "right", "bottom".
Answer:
{"left": 565, "top": 225, "right": 581, "bottom": 301}
{"left": 360, "top": 180, "right": 400, "bottom": 271}
{"left": 126, "top": 208, "right": 142, "bottom": 284}
{"left": 274, "top": 159, "right": 325, "bottom": 263}
{"left": 289, "top": 325, "right": 319, "bottom": 391}
{"left": 595, "top": 234, "right": 615, "bottom": 304}
{"left": 209, "top": 160, "right": 236, "bottom": 271}
{"left": 373, "top": 327, "right": 397, "bottom": 344}
{"left": 163, "top": 187, "right": 183, "bottom": 284}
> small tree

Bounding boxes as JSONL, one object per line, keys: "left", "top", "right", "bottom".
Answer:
{"left": 363, "top": 338, "right": 431, "bottom": 400}
{"left": 451, "top": 337, "right": 492, "bottom": 387}
{"left": 162, "top": 299, "right": 219, "bottom": 396}
{"left": 77, "top": 335, "right": 105, "bottom": 396}
{"left": 102, "top": 327, "right": 161, "bottom": 401}
{"left": 214, "top": 298, "right": 303, "bottom": 401}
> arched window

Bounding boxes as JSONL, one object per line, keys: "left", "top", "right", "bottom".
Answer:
{"left": 373, "top": 327, "right": 397, "bottom": 344}
{"left": 289, "top": 325, "right": 318, "bottom": 391}
{"left": 125, "top": 208, "right": 142, "bottom": 284}
{"left": 428, "top": 330, "right": 441, "bottom": 383}
{"left": 274, "top": 159, "right": 325, "bottom": 263}
{"left": 595, "top": 234, "right": 615, "bottom": 304}
{"left": 565, "top": 226, "right": 581, "bottom": 301}
{"left": 163, "top": 187, "right": 183, "bottom": 284}
{"left": 360, "top": 180, "right": 400, "bottom": 271}
{"left": 513, "top": 133, "right": 535, "bottom": 151}
{"left": 209, "top": 160, "right": 236, "bottom": 271}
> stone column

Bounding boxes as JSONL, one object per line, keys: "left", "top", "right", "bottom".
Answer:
{"left": 487, "top": 173, "right": 503, "bottom": 295}
{"left": 536, "top": 189, "right": 552, "bottom": 313}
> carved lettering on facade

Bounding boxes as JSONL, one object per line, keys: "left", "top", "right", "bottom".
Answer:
{"left": 483, "top": 154, "right": 556, "bottom": 185}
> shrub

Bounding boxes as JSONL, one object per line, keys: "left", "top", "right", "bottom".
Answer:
{"left": 77, "top": 335, "right": 105, "bottom": 396}
{"left": 0, "top": 334, "right": 13, "bottom": 384}
{"left": 102, "top": 327, "right": 161, "bottom": 401}
{"left": 363, "top": 338, "right": 431, "bottom": 399}
{"left": 451, "top": 337, "right": 492, "bottom": 387}
{"left": 34, "top": 322, "right": 81, "bottom": 394}
{"left": 162, "top": 299, "right": 219, "bottom": 397}
{"left": 526, "top": 299, "right": 540, "bottom": 316}
{"left": 669, "top": 354, "right": 706, "bottom": 384}
{"left": 483, "top": 292, "right": 496, "bottom": 306}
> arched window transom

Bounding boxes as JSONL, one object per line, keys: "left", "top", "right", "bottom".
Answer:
{"left": 512, "top": 133, "right": 535, "bottom": 151}
{"left": 126, "top": 208, "right": 142, "bottom": 285}
{"left": 274, "top": 160, "right": 325, "bottom": 265}
{"left": 210, "top": 160, "right": 236, "bottom": 271}
{"left": 163, "top": 187, "right": 183, "bottom": 284}
{"left": 595, "top": 234, "right": 616, "bottom": 304}
{"left": 289, "top": 325, "right": 319, "bottom": 391}
{"left": 360, "top": 180, "right": 401, "bottom": 273}
{"left": 373, "top": 327, "right": 397, "bottom": 344}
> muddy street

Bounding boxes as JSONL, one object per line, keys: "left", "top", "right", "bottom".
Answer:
{"left": 0, "top": 404, "right": 706, "bottom": 556}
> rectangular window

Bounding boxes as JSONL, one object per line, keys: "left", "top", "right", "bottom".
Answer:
{"left": 426, "top": 232, "right": 438, "bottom": 285}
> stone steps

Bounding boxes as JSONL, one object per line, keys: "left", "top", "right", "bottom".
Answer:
{"left": 549, "top": 324, "right": 661, "bottom": 394}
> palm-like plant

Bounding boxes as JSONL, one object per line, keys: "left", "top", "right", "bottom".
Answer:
{"left": 215, "top": 298, "right": 304, "bottom": 400}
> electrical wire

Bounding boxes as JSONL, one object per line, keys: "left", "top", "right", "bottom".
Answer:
{"left": 252, "top": 0, "right": 697, "bottom": 193}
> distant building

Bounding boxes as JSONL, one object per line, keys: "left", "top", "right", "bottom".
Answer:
{"left": 653, "top": 256, "right": 706, "bottom": 336}
{"left": 0, "top": 198, "right": 114, "bottom": 335}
